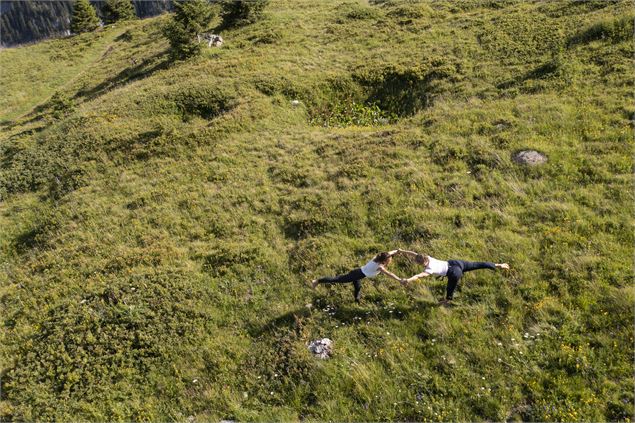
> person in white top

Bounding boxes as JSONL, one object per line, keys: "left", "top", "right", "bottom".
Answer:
{"left": 397, "top": 249, "right": 510, "bottom": 304}
{"left": 311, "top": 250, "right": 404, "bottom": 303}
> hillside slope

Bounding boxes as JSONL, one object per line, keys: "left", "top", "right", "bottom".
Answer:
{"left": 0, "top": 0, "right": 633, "bottom": 421}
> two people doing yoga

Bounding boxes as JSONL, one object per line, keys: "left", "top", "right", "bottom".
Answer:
{"left": 311, "top": 248, "right": 509, "bottom": 304}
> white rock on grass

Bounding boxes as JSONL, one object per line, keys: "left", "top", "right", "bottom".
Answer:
{"left": 308, "top": 338, "right": 333, "bottom": 359}
{"left": 513, "top": 150, "right": 547, "bottom": 165}
{"left": 291, "top": 99, "right": 301, "bottom": 107}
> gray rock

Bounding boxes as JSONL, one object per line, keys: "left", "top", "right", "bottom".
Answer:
{"left": 308, "top": 338, "right": 332, "bottom": 359}
{"left": 493, "top": 120, "right": 511, "bottom": 131}
{"left": 197, "top": 33, "right": 223, "bottom": 47}
{"left": 513, "top": 150, "right": 547, "bottom": 166}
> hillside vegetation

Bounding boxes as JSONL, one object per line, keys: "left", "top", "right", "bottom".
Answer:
{"left": 0, "top": 0, "right": 633, "bottom": 421}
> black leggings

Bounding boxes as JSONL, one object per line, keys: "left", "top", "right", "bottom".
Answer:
{"left": 317, "top": 268, "right": 366, "bottom": 302}
{"left": 445, "top": 260, "right": 496, "bottom": 300}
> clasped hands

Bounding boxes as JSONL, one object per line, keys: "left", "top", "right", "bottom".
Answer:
{"left": 393, "top": 248, "right": 414, "bottom": 286}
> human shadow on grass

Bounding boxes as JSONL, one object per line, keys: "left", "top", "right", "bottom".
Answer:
{"left": 74, "top": 51, "right": 172, "bottom": 102}
{"left": 250, "top": 295, "right": 437, "bottom": 337}
{"left": 248, "top": 307, "right": 312, "bottom": 337}
{"left": 327, "top": 296, "right": 437, "bottom": 324}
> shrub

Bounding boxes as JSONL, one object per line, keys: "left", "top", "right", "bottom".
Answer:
{"left": 219, "top": 0, "right": 268, "bottom": 28}
{"left": 240, "top": 327, "right": 315, "bottom": 407}
{"left": 479, "top": 13, "right": 564, "bottom": 62}
{"left": 538, "top": 0, "right": 620, "bottom": 18}
{"left": 3, "top": 272, "right": 212, "bottom": 421}
{"left": 252, "top": 74, "right": 304, "bottom": 98}
{"left": 171, "top": 83, "right": 237, "bottom": 120}
{"left": 355, "top": 60, "right": 464, "bottom": 116}
{"left": 47, "top": 166, "right": 87, "bottom": 200}
{"left": 568, "top": 14, "right": 635, "bottom": 46}
{"left": 245, "top": 24, "right": 283, "bottom": 45}
{"left": 386, "top": 3, "right": 428, "bottom": 22}
{"left": 306, "top": 63, "right": 463, "bottom": 125}
{"left": 310, "top": 101, "right": 396, "bottom": 127}
{"left": 49, "top": 91, "right": 76, "bottom": 119}
{"left": 336, "top": 3, "right": 381, "bottom": 22}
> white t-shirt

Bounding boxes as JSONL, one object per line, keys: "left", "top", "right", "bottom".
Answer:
{"left": 361, "top": 259, "right": 381, "bottom": 278}
{"left": 425, "top": 256, "right": 448, "bottom": 276}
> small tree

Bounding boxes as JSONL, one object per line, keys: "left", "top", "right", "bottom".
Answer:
{"left": 220, "top": 0, "right": 268, "bottom": 28}
{"left": 103, "top": 0, "right": 136, "bottom": 24}
{"left": 70, "top": 0, "right": 100, "bottom": 34}
{"left": 162, "top": 0, "right": 214, "bottom": 60}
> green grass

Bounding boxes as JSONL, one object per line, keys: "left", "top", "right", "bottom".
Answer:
{"left": 0, "top": 0, "right": 633, "bottom": 421}
{"left": 0, "top": 26, "right": 133, "bottom": 122}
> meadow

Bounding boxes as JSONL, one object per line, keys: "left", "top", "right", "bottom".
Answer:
{"left": 0, "top": 0, "right": 633, "bottom": 420}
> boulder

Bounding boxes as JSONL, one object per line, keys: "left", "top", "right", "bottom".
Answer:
{"left": 209, "top": 35, "right": 223, "bottom": 47}
{"left": 512, "top": 150, "right": 547, "bottom": 166}
{"left": 308, "top": 338, "right": 332, "bottom": 359}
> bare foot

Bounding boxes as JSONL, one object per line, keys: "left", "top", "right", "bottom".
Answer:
{"left": 497, "top": 263, "right": 510, "bottom": 270}
{"left": 311, "top": 279, "right": 319, "bottom": 289}
{"left": 438, "top": 298, "right": 452, "bottom": 306}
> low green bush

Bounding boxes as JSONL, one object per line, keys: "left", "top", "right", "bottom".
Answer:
{"left": 49, "top": 91, "right": 77, "bottom": 119}
{"left": 310, "top": 101, "right": 395, "bottom": 127}
{"left": 568, "top": 14, "right": 634, "bottom": 46}
{"left": 171, "top": 83, "right": 237, "bottom": 121}
{"left": 240, "top": 327, "right": 316, "bottom": 407}
{"left": 355, "top": 60, "right": 464, "bottom": 116}
{"left": 246, "top": 26, "right": 282, "bottom": 45}
{"left": 385, "top": 3, "right": 429, "bottom": 21}
{"left": 336, "top": 3, "right": 381, "bottom": 22}
{"left": 537, "top": 0, "right": 618, "bottom": 18}
{"left": 479, "top": 13, "right": 565, "bottom": 63}
{"left": 3, "top": 271, "right": 212, "bottom": 421}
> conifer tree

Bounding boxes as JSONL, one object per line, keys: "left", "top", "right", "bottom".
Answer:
{"left": 103, "top": 0, "right": 136, "bottom": 25}
{"left": 219, "top": 0, "right": 268, "bottom": 28}
{"left": 162, "top": 0, "right": 213, "bottom": 60}
{"left": 70, "top": 0, "right": 100, "bottom": 34}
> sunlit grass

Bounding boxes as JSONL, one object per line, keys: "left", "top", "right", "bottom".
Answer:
{"left": 0, "top": 0, "right": 633, "bottom": 421}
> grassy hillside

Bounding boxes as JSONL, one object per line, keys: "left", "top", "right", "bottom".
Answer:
{"left": 0, "top": 0, "right": 633, "bottom": 421}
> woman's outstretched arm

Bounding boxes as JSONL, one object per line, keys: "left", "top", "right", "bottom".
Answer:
{"left": 378, "top": 266, "right": 405, "bottom": 283}
{"left": 396, "top": 248, "right": 419, "bottom": 260}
